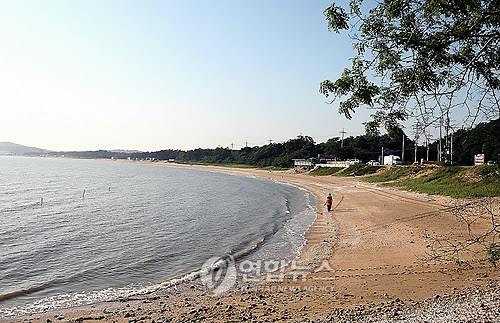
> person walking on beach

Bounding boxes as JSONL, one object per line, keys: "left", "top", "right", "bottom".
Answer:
{"left": 324, "top": 193, "right": 333, "bottom": 212}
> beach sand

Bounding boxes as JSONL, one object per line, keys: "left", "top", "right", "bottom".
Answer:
{"left": 4, "top": 164, "right": 499, "bottom": 322}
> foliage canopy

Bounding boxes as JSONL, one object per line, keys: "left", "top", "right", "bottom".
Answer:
{"left": 320, "top": 0, "right": 500, "bottom": 130}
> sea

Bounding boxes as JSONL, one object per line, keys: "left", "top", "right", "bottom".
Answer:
{"left": 0, "top": 156, "right": 315, "bottom": 317}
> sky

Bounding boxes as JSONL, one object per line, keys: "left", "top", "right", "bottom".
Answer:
{"left": 0, "top": 0, "right": 373, "bottom": 151}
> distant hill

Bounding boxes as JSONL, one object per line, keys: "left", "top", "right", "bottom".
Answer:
{"left": 0, "top": 143, "right": 142, "bottom": 158}
{"left": 109, "top": 149, "right": 142, "bottom": 154}
{"left": 0, "top": 142, "right": 49, "bottom": 156}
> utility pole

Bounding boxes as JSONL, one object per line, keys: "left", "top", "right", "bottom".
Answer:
{"left": 414, "top": 140, "right": 418, "bottom": 164}
{"left": 413, "top": 122, "right": 420, "bottom": 164}
{"left": 268, "top": 138, "right": 273, "bottom": 145}
{"left": 438, "top": 116, "right": 443, "bottom": 162}
{"left": 445, "top": 117, "right": 457, "bottom": 164}
{"left": 402, "top": 134, "right": 405, "bottom": 163}
{"left": 245, "top": 140, "right": 248, "bottom": 148}
{"left": 339, "top": 128, "right": 347, "bottom": 148}
{"left": 445, "top": 109, "right": 451, "bottom": 161}
{"left": 230, "top": 143, "right": 234, "bottom": 150}
{"left": 426, "top": 138, "right": 429, "bottom": 162}
{"left": 450, "top": 132, "right": 454, "bottom": 164}
{"left": 381, "top": 146, "right": 384, "bottom": 165}
{"left": 426, "top": 132, "right": 433, "bottom": 162}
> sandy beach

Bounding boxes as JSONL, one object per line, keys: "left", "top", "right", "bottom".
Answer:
{"left": 4, "top": 163, "right": 499, "bottom": 322}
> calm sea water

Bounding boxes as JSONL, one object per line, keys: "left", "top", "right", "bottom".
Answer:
{"left": 0, "top": 157, "right": 315, "bottom": 317}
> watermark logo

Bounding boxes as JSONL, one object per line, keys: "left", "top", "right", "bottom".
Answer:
{"left": 200, "top": 256, "right": 237, "bottom": 296}
{"left": 200, "top": 257, "right": 337, "bottom": 296}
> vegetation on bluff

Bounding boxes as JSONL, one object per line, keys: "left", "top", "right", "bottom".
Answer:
{"left": 364, "top": 165, "right": 500, "bottom": 198}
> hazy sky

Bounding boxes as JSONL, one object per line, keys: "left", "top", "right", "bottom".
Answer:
{"left": 0, "top": 0, "right": 373, "bottom": 151}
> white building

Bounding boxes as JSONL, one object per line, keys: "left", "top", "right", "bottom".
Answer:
{"left": 292, "top": 158, "right": 315, "bottom": 167}
{"left": 367, "top": 160, "right": 381, "bottom": 166}
{"left": 317, "top": 159, "right": 360, "bottom": 168}
{"left": 383, "top": 155, "right": 401, "bottom": 165}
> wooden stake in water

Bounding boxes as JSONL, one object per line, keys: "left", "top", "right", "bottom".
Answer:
{"left": 82, "top": 189, "right": 86, "bottom": 199}
{"left": 40, "top": 197, "right": 43, "bottom": 207}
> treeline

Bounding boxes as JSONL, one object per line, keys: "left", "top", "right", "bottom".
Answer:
{"left": 439, "top": 118, "right": 500, "bottom": 165}
{"left": 126, "top": 129, "right": 416, "bottom": 168}
{"left": 53, "top": 119, "right": 500, "bottom": 167}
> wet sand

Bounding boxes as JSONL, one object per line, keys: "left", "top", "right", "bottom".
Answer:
{"left": 3, "top": 163, "right": 499, "bottom": 322}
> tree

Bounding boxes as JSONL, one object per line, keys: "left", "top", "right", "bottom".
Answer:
{"left": 364, "top": 120, "right": 381, "bottom": 137}
{"left": 320, "top": 0, "right": 500, "bottom": 130}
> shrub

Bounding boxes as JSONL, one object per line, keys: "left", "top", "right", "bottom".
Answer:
{"left": 486, "top": 243, "right": 500, "bottom": 268}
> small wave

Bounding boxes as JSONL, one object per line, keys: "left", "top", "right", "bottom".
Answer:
{"left": 0, "top": 276, "right": 69, "bottom": 303}
{"left": 0, "top": 201, "right": 41, "bottom": 213}
{"left": 231, "top": 237, "right": 266, "bottom": 260}
{"left": 149, "top": 237, "right": 269, "bottom": 292}
{"left": 284, "top": 198, "right": 291, "bottom": 214}
{"left": 0, "top": 287, "right": 44, "bottom": 303}
{"left": 0, "top": 285, "right": 153, "bottom": 318}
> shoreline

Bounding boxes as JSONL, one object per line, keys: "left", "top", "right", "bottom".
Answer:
{"left": 2, "top": 159, "right": 499, "bottom": 322}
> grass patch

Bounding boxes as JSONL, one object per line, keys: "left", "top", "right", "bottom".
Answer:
{"left": 309, "top": 167, "right": 344, "bottom": 176}
{"left": 336, "top": 164, "right": 383, "bottom": 176}
{"left": 386, "top": 166, "right": 500, "bottom": 198}
{"left": 364, "top": 166, "right": 422, "bottom": 183}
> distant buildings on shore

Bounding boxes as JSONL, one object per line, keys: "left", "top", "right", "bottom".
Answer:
{"left": 292, "top": 158, "right": 362, "bottom": 168}
{"left": 293, "top": 154, "right": 403, "bottom": 168}
{"left": 125, "top": 157, "right": 157, "bottom": 161}
{"left": 293, "top": 153, "right": 495, "bottom": 169}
